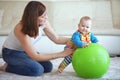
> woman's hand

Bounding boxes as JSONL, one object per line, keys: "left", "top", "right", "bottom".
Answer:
{"left": 61, "top": 48, "right": 74, "bottom": 57}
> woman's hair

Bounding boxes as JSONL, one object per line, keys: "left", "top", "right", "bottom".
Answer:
{"left": 21, "top": 1, "right": 46, "bottom": 37}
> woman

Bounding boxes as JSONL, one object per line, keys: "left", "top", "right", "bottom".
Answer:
{"left": 0, "top": 1, "right": 73, "bottom": 76}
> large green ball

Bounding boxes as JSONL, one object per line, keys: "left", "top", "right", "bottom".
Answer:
{"left": 72, "top": 43, "right": 110, "bottom": 78}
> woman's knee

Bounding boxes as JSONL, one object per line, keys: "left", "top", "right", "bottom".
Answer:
{"left": 45, "top": 62, "right": 53, "bottom": 73}
{"left": 30, "top": 64, "right": 44, "bottom": 76}
{"left": 40, "top": 61, "right": 53, "bottom": 73}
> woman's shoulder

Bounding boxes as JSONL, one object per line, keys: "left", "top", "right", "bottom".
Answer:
{"left": 15, "top": 22, "right": 22, "bottom": 30}
{"left": 14, "top": 22, "right": 24, "bottom": 37}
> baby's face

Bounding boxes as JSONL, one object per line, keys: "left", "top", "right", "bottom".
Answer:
{"left": 78, "top": 19, "right": 92, "bottom": 34}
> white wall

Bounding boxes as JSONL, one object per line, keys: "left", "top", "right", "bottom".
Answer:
{"left": 44, "top": 1, "right": 117, "bottom": 35}
{"left": 111, "top": 0, "right": 120, "bottom": 29}
{"left": 0, "top": 0, "right": 120, "bottom": 35}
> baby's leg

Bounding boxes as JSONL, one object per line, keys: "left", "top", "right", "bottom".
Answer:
{"left": 57, "top": 54, "right": 72, "bottom": 73}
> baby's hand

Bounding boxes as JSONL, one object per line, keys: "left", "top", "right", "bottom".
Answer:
{"left": 82, "top": 43, "right": 90, "bottom": 48}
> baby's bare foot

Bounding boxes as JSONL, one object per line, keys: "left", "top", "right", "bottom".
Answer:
{"left": 0, "top": 63, "right": 7, "bottom": 71}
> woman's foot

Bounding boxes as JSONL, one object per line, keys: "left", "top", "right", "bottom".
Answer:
{"left": 0, "top": 63, "right": 7, "bottom": 71}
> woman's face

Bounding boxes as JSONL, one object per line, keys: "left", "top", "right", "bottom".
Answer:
{"left": 38, "top": 11, "right": 48, "bottom": 26}
{"left": 78, "top": 19, "right": 92, "bottom": 34}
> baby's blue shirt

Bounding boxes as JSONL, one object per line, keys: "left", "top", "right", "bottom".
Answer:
{"left": 71, "top": 31, "right": 99, "bottom": 48}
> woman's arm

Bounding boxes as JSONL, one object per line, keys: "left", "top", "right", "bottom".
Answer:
{"left": 43, "top": 20, "right": 70, "bottom": 44}
{"left": 14, "top": 23, "right": 73, "bottom": 61}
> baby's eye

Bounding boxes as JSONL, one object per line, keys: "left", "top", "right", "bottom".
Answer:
{"left": 86, "top": 26, "right": 89, "bottom": 28}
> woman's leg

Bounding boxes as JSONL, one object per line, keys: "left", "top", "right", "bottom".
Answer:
{"left": 38, "top": 61, "right": 53, "bottom": 73}
{"left": 2, "top": 48, "right": 44, "bottom": 76}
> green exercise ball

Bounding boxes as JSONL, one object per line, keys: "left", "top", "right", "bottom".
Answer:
{"left": 72, "top": 43, "right": 110, "bottom": 79}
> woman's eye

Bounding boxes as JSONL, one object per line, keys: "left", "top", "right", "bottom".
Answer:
{"left": 41, "top": 16, "right": 44, "bottom": 18}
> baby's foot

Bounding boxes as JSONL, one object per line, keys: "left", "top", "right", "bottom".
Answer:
{"left": 57, "top": 69, "right": 62, "bottom": 73}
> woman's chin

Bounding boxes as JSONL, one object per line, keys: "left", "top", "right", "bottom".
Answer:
{"left": 39, "top": 23, "right": 44, "bottom": 26}
{"left": 39, "top": 22, "right": 46, "bottom": 26}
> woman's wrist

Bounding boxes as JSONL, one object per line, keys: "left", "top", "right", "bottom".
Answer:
{"left": 58, "top": 51, "right": 67, "bottom": 58}
{"left": 51, "top": 52, "right": 65, "bottom": 59}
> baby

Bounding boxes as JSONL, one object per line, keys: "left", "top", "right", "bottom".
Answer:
{"left": 57, "top": 16, "right": 99, "bottom": 73}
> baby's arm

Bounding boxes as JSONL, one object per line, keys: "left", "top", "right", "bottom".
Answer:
{"left": 72, "top": 32, "right": 87, "bottom": 48}
{"left": 90, "top": 33, "right": 99, "bottom": 43}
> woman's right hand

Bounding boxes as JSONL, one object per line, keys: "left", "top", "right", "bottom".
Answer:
{"left": 62, "top": 48, "right": 74, "bottom": 57}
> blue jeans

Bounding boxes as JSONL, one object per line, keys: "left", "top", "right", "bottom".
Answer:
{"left": 2, "top": 48, "right": 53, "bottom": 76}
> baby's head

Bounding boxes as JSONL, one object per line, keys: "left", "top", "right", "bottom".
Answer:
{"left": 78, "top": 16, "right": 92, "bottom": 35}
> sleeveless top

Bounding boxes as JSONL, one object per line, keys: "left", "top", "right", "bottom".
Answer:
{"left": 3, "top": 26, "right": 44, "bottom": 51}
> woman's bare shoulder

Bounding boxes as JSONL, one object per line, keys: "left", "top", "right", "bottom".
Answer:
{"left": 14, "top": 22, "right": 22, "bottom": 31}
{"left": 14, "top": 22, "right": 24, "bottom": 37}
